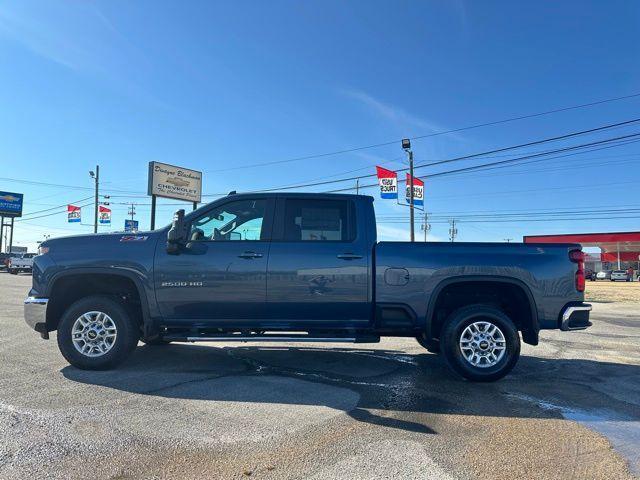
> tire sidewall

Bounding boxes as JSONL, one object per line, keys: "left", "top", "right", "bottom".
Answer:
{"left": 442, "top": 306, "right": 520, "bottom": 382}
{"left": 57, "top": 295, "right": 138, "bottom": 370}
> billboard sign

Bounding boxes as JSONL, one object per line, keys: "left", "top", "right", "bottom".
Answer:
{"left": 0, "top": 191, "right": 23, "bottom": 217}
{"left": 124, "top": 219, "right": 139, "bottom": 232}
{"left": 405, "top": 174, "right": 424, "bottom": 206}
{"left": 148, "top": 161, "right": 202, "bottom": 202}
{"left": 99, "top": 206, "right": 111, "bottom": 225}
{"left": 67, "top": 204, "right": 81, "bottom": 223}
{"left": 375, "top": 166, "right": 398, "bottom": 199}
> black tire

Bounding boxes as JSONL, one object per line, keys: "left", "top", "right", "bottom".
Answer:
{"left": 415, "top": 335, "right": 440, "bottom": 354}
{"left": 57, "top": 295, "right": 139, "bottom": 370}
{"left": 8, "top": 269, "right": 17, "bottom": 275}
{"left": 440, "top": 304, "right": 520, "bottom": 382}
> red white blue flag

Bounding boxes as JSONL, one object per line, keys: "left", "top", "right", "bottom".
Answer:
{"left": 376, "top": 166, "right": 398, "bottom": 199}
{"left": 99, "top": 205, "right": 111, "bottom": 225}
{"left": 405, "top": 174, "right": 424, "bottom": 206}
{"left": 67, "top": 205, "right": 81, "bottom": 223}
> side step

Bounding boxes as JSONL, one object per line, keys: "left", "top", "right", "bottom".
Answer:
{"left": 163, "top": 332, "right": 380, "bottom": 344}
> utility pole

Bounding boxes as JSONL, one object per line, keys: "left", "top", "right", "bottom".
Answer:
{"left": 356, "top": 178, "right": 360, "bottom": 195}
{"left": 128, "top": 203, "right": 136, "bottom": 221}
{"left": 421, "top": 211, "right": 431, "bottom": 242}
{"left": 402, "top": 139, "right": 414, "bottom": 242}
{"left": 449, "top": 219, "right": 458, "bottom": 242}
{"left": 90, "top": 165, "right": 99, "bottom": 233}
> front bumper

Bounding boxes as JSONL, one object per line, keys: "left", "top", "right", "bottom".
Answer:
{"left": 560, "top": 303, "right": 592, "bottom": 331}
{"left": 24, "top": 297, "right": 49, "bottom": 339}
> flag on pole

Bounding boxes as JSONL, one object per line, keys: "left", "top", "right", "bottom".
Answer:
{"left": 99, "top": 205, "right": 111, "bottom": 225}
{"left": 67, "top": 205, "right": 81, "bottom": 223}
{"left": 376, "top": 166, "right": 398, "bottom": 199}
{"left": 405, "top": 174, "right": 424, "bottom": 206}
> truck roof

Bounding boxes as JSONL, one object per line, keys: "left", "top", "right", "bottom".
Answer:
{"left": 222, "top": 191, "right": 373, "bottom": 201}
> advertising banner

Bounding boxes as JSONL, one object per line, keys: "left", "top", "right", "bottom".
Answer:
{"left": 124, "top": 219, "right": 139, "bottom": 232}
{"left": 99, "top": 206, "right": 111, "bottom": 225}
{"left": 67, "top": 205, "right": 81, "bottom": 223}
{"left": 148, "top": 161, "right": 202, "bottom": 202}
{"left": 405, "top": 174, "right": 424, "bottom": 206}
{"left": 375, "top": 166, "right": 398, "bottom": 199}
{"left": 0, "top": 191, "right": 24, "bottom": 217}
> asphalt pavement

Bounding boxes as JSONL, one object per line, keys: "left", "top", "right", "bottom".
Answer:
{"left": 1, "top": 272, "right": 639, "bottom": 479}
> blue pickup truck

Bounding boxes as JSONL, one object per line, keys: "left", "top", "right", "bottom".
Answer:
{"left": 24, "top": 192, "right": 591, "bottom": 381}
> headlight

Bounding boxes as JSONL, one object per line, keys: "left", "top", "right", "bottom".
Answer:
{"left": 37, "top": 245, "right": 49, "bottom": 255}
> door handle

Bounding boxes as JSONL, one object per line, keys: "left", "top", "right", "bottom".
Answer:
{"left": 238, "top": 251, "right": 263, "bottom": 259}
{"left": 337, "top": 253, "right": 363, "bottom": 260}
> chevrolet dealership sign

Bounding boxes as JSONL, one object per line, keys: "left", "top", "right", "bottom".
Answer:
{"left": 147, "top": 161, "right": 202, "bottom": 202}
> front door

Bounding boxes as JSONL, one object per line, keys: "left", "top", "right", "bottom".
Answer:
{"left": 265, "top": 197, "right": 370, "bottom": 328}
{"left": 154, "top": 197, "right": 274, "bottom": 325}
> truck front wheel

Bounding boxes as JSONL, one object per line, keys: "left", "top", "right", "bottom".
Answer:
{"left": 440, "top": 305, "right": 520, "bottom": 382}
{"left": 57, "top": 295, "right": 139, "bottom": 370}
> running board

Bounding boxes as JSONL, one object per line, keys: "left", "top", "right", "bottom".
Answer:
{"left": 165, "top": 334, "right": 380, "bottom": 344}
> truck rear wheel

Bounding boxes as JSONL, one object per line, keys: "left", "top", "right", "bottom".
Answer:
{"left": 440, "top": 305, "right": 520, "bottom": 382}
{"left": 57, "top": 295, "right": 139, "bottom": 370}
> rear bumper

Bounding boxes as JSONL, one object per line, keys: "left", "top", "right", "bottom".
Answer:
{"left": 24, "top": 297, "right": 49, "bottom": 338}
{"left": 560, "top": 303, "right": 592, "bottom": 331}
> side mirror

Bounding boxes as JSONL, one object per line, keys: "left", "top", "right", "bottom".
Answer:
{"left": 166, "top": 209, "right": 187, "bottom": 254}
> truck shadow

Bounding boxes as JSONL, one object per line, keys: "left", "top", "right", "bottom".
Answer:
{"left": 62, "top": 343, "right": 640, "bottom": 435}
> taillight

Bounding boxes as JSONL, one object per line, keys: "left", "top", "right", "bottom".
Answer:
{"left": 569, "top": 249, "right": 585, "bottom": 292}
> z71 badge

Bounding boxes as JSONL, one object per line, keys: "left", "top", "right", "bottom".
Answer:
{"left": 120, "top": 235, "right": 148, "bottom": 242}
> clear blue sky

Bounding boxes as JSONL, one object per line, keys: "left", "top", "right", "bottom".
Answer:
{"left": 1, "top": 1, "right": 640, "bottom": 250}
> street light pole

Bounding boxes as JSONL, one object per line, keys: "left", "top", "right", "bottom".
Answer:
{"left": 90, "top": 165, "right": 99, "bottom": 234}
{"left": 402, "top": 139, "right": 414, "bottom": 242}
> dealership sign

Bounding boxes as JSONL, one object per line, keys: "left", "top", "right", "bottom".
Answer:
{"left": 124, "top": 219, "right": 139, "bottom": 232}
{"left": 0, "top": 191, "right": 23, "bottom": 217}
{"left": 405, "top": 174, "right": 424, "bottom": 206}
{"left": 147, "top": 161, "right": 202, "bottom": 202}
{"left": 67, "top": 204, "right": 81, "bottom": 223}
{"left": 376, "top": 166, "right": 398, "bottom": 199}
{"left": 99, "top": 206, "right": 111, "bottom": 224}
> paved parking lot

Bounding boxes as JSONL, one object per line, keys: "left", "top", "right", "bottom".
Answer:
{"left": 1, "top": 272, "right": 639, "bottom": 479}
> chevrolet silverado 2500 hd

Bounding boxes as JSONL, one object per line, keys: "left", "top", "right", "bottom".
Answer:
{"left": 24, "top": 192, "right": 591, "bottom": 381}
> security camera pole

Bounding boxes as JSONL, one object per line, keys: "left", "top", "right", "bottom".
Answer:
{"left": 89, "top": 165, "right": 99, "bottom": 234}
{"left": 402, "top": 139, "right": 414, "bottom": 242}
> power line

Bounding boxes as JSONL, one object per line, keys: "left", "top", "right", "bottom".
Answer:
{"left": 19, "top": 196, "right": 93, "bottom": 218}
{"left": 327, "top": 130, "right": 640, "bottom": 193}
{"left": 15, "top": 202, "right": 94, "bottom": 222}
{"left": 204, "top": 92, "right": 640, "bottom": 173}
{"left": 235, "top": 118, "right": 640, "bottom": 193}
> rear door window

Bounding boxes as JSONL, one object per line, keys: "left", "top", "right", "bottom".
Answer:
{"left": 283, "top": 199, "right": 356, "bottom": 242}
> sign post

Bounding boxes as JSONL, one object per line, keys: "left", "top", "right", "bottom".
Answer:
{"left": 147, "top": 161, "right": 202, "bottom": 230}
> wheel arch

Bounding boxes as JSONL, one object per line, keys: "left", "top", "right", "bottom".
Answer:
{"left": 425, "top": 275, "right": 539, "bottom": 346}
{"left": 45, "top": 268, "right": 153, "bottom": 335}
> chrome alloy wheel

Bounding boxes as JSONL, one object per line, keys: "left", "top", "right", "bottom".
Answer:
{"left": 459, "top": 321, "right": 506, "bottom": 368}
{"left": 71, "top": 311, "right": 117, "bottom": 357}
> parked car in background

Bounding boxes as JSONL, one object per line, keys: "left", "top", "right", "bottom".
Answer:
{"left": 610, "top": 270, "right": 628, "bottom": 282}
{"left": 8, "top": 253, "right": 36, "bottom": 274}
{"left": 0, "top": 253, "right": 13, "bottom": 271}
{"left": 584, "top": 269, "right": 596, "bottom": 281}
{"left": 596, "top": 270, "right": 612, "bottom": 280}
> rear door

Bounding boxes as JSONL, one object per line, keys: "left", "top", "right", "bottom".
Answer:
{"left": 265, "top": 197, "right": 370, "bottom": 327}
